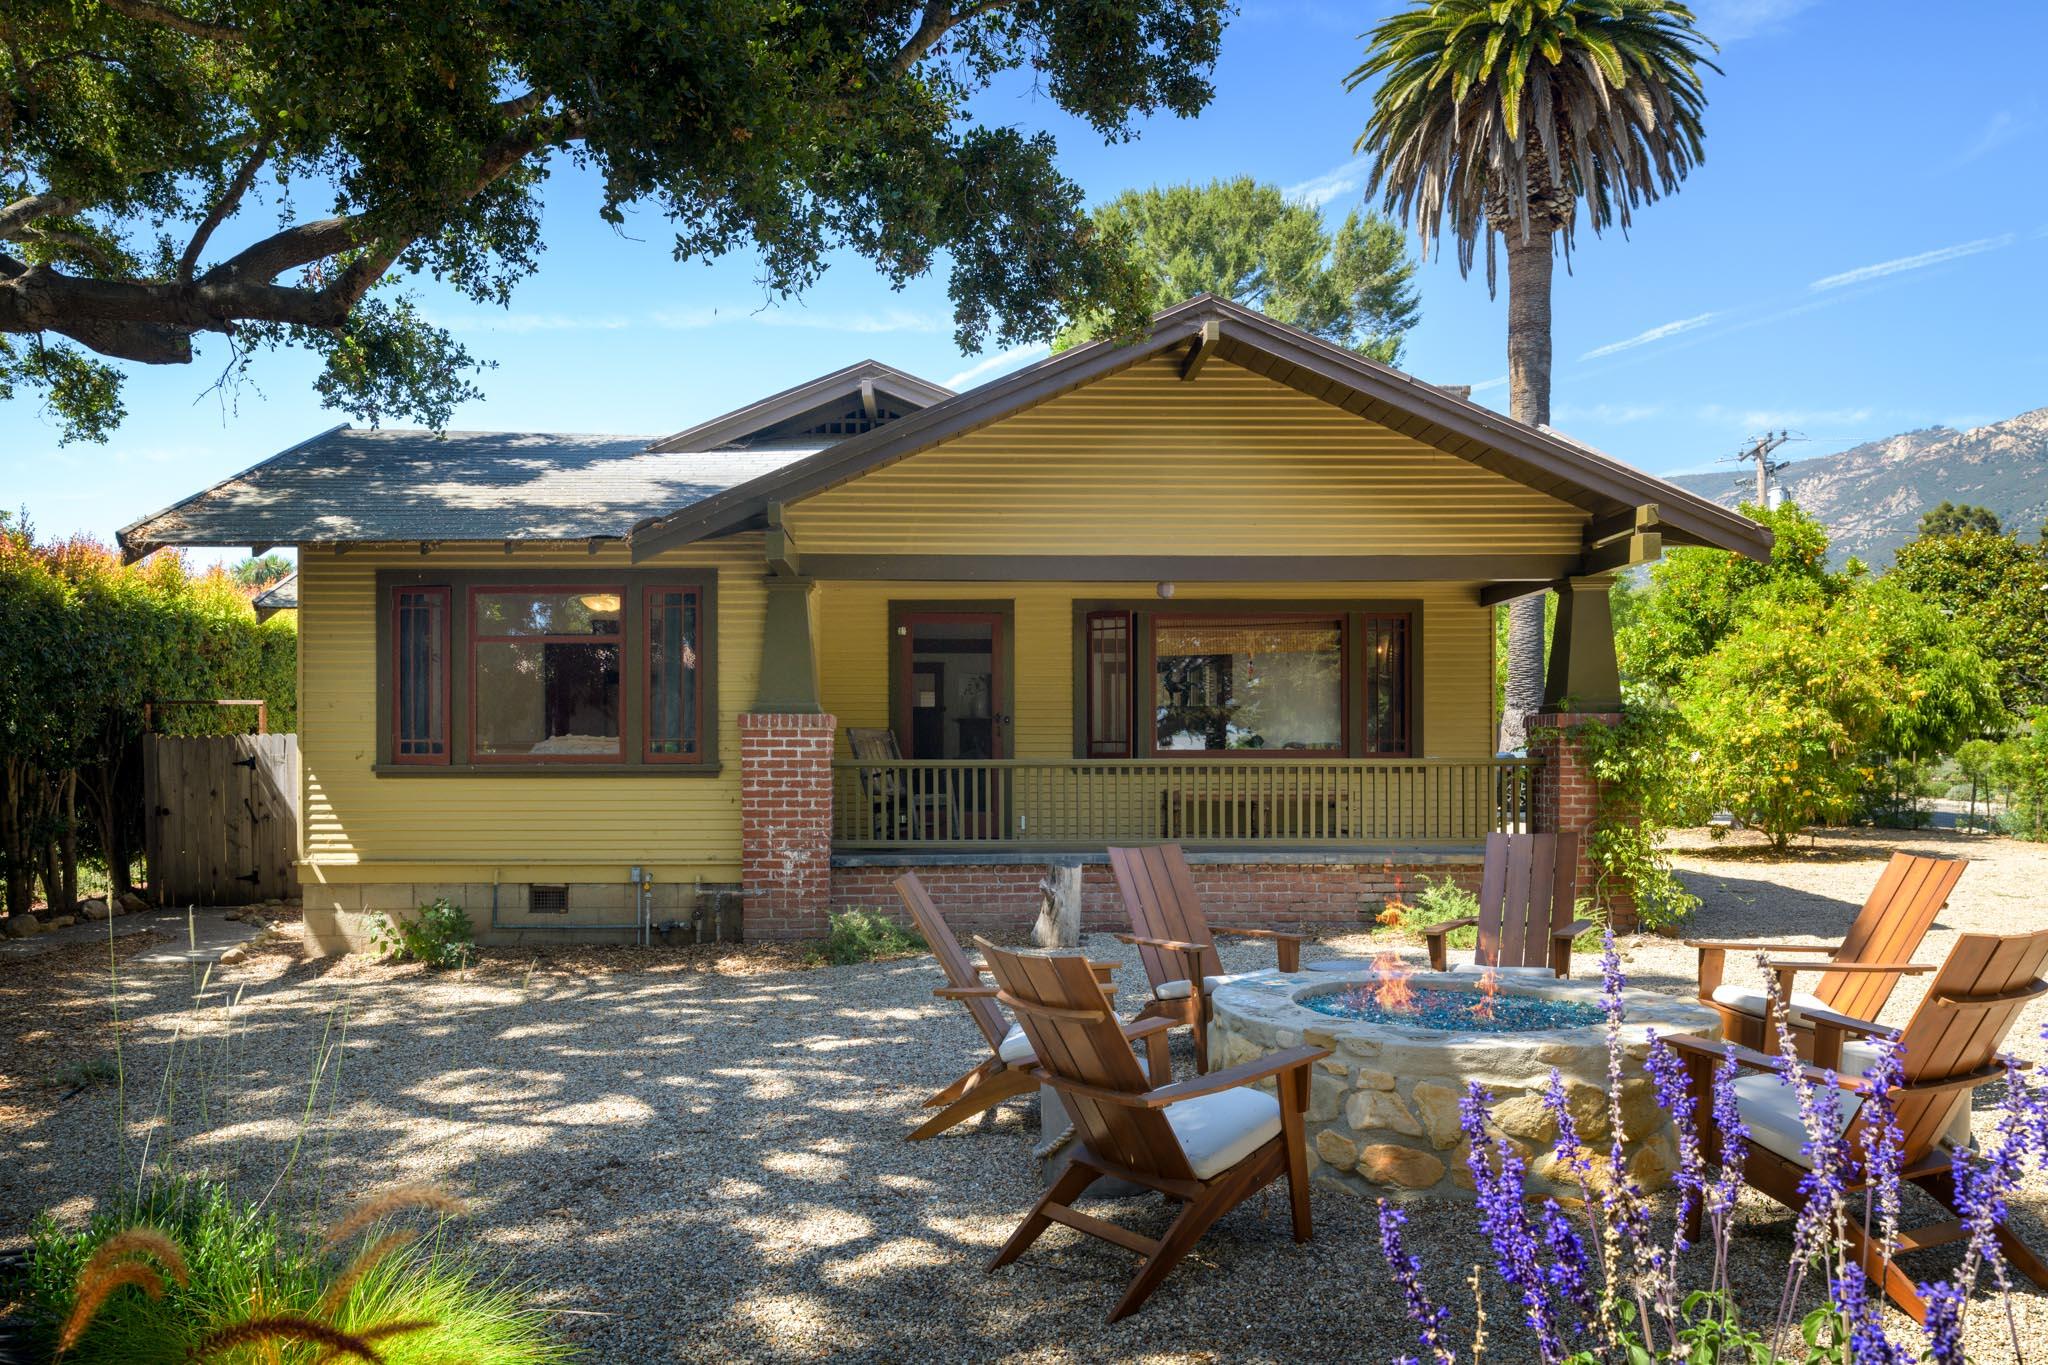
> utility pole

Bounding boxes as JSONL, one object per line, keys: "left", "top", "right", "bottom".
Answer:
{"left": 1727, "top": 430, "right": 1791, "bottom": 506}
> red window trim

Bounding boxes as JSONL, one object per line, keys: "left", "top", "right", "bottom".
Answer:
{"left": 390, "top": 586, "right": 452, "bottom": 766}
{"left": 1147, "top": 612, "right": 1352, "bottom": 758}
{"left": 643, "top": 583, "right": 707, "bottom": 765}
{"left": 467, "top": 584, "right": 626, "bottom": 765}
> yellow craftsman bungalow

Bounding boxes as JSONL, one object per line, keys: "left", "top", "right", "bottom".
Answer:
{"left": 120, "top": 296, "right": 1769, "bottom": 950}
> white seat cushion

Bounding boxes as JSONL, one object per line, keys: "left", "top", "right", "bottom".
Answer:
{"left": 1156, "top": 971, "right": 1269, "bottom": 1000}
{"left": 1711, "top": 983, "right": 1829, "bottom": 1025}
{"left": 997, "top": 1022, "right": 1035, "bottom": 1064}
{"left": 1730, "top": 1071, "right": 1859, "bottom": 1167}
{"left": 1451, "top": 962, "right": 1563, "bottom": 980}
{"left": 1165, "top": 1087, "right": 1283, "bottom": 1180}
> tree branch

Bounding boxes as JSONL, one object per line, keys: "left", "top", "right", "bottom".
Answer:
{"left": 95, "top": 0, "right": 244, "bottom": 45}
{"left": 0, "top": 193, "right": 83, "bottom": 242}
{"left": 178, "top": 141, "right": 268, "bottom": 281}
{"left": 892, "top": 1, "right": 1018, "bottom": 74}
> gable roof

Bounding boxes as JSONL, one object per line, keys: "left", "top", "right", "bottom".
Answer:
{"left": 116, "top": 426, "right": 812, "bottom": 557}
{"left": 645, "top": 358, "right": 954, "bottom": 453}
{"left": 628, "top": 295, "right": 1772, "bottom": 562}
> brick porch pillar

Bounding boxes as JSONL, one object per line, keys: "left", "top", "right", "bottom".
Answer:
{"left": 739, "top": 711, "right": 837, "bottom": 939}
{"left": 1528, "top": 711, "right": 1636, "bottom": 931}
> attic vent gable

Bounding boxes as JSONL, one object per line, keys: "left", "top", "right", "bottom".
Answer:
{"left": 800, "top": 404, "right": 903, "bottom": 438}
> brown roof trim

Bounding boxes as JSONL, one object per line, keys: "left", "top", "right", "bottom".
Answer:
{"left": 627, "top": 295, "right": 1772, "bottom": 562}
{"left": 644, "top": 358, "right": 953, "bottom": 454}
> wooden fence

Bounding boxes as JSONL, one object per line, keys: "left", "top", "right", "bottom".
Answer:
{"left": 143, "top": 733, "right": 298, "bottom": 905}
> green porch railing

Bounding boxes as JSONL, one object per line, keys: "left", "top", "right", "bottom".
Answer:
{"left": 829, "top": 756, "right": 1539, "bottom": 850}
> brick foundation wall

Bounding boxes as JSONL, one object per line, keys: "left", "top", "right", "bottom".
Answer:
{"left": 739, "top": 711, "right": 837, "bottom": 939}
{"left": 1528, "top": 711, "right": 1636, "bottom": 930}
{"left": 831, "top": 857, "right": 1484, "bottom": 943}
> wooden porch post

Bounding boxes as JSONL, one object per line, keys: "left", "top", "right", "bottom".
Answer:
{"left": 754, "top": 575, "right": 822, "bottom": 713}
{"left": 1540, "top": 575, "right": 1622, "bottom": 715}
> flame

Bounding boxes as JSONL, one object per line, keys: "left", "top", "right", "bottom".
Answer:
{"left": 1472, "top": 967, "right": 1501, "bottom": 1021}
{"left": 1371, "top": 952, "right": 1416, "bottom": 1013}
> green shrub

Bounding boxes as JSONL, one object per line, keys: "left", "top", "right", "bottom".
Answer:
{"left": 1386, "top": 874, "right": 1481, "bottom": 949}
{"left": 371, "top": 898, "right": 474, "bottom": 969}
{"left": 1998, "top": 713, "right": 2048, "bottom": 841}
{"left": 814, "top": 908, "right": 925, "bottom": 965}
{"left": 5, "top": 1177, "right": 573, "bottom": 1363}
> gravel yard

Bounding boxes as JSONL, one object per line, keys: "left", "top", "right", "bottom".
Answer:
{"left": 5, "top": 828, "right": 2048, "bottom": 1362}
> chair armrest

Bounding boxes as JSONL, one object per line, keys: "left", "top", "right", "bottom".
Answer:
{"left": 1212, "top": 928, "right": 1305, "bottom": 971}
{"left": 1682, "top": 939, "right": 1838, "bottom": 953}
{"left": 1767, "top": 959, "right": 1934, "bottom": 976}
{"left": 1798, "top": 1005, "right": 1900, "bottom": 1041}
{"left": 935, "top": 984, "right": 999, "bottom": 1000}
{"left": 1421, "top": 917, "right": 1478, "bottom": 973}
{"left": 1143, "top": 1045, "right": 1331, "bottom": 1108}
{"left": 1661, "top": 1033, "right": 1864, "bottom": 1092}
{"left": 1551, "top": 919, "right": 1598, "bottom": 942}
{"left": 1117, "top": 932, "right": 1209, "bottom": 955}
{"left": 1119, "top": 1017, "right": 1177, "bottom": 1045}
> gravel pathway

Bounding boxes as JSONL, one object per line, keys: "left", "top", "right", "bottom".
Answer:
{"left": 4, "top": 829, "right": 2046, "bottom": 1361}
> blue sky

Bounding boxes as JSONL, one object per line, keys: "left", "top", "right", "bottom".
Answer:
{"left": 7, "top": 0, "right": 2046, "bottom": 560}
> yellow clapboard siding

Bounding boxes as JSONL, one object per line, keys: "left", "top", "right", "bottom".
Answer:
{"left": 787, "top": 354, "right": 1587, "bottom": 555}
{"left": 815, "top": 580, "right": 1496, "bottom": 761}
{"left": 295, "top": 540, "right": 762, "bottom": 879}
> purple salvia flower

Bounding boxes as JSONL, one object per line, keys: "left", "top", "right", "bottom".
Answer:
{"left": 1643, "top": 1033, "right": 1702, "bottom": 1248}
{"left": 1856, "top": 1032, "right": 1907, "bottom": 1261}
{"left": 1918, "top": 1277, "right": 1967, "bottom": 1365}
{"left": 1704, "top": 1048, "right": 1749, "bottom": 1303}
{"left": 1459, "top": 1081, "right": 1566, "bottom": 1364}
{"left": 1376, "top": 1199, "right": 1455, "bottom": 1365}
{"left": 1538, "top": 1198, "right": 1598, "bottom": 1337}
{"left": 1831, "top": 1265, "right": 1909, "bottom": 1364}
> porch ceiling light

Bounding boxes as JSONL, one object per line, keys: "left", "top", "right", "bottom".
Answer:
{"left": 579, "top": 592, "right": 622, "bottom": 613}
{"left": 1156, "top": 581, "right": 1176, "bottom": 600}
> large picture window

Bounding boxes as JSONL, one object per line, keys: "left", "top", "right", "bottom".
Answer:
{"left": 1154, "top": 617, "right": 1344, "bottom": 753}
{"left": 378, "top": 574, "right": 716, "bottom": 772}
{"left": 471, "top": 588, "right": 623, "bottom": 761}
{"left": 1078, "top": 604, "right": 1414, "bottom": 759}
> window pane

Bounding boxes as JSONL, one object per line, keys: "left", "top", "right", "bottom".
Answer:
{"left": 648, "top": 589, "right": 701, "bottom": 757}
{"left": 473, "top": 590, "right": 622, "bottom": 638}
{"left": 474, "top": 640, "right": 621, "bottom": 757}
{"left": 1362, "top": 615, "right": 1409, "bottom": 755}
{"left": 1154, "top": 618, "right": 1342, "bottom": 752}
{"left": 394, "top": 589, "right": 447, "bottom": 760}
{"left": 1086, "top": 611, "right": 1131, "bottom": 758}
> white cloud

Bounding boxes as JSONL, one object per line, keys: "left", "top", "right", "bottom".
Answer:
{"left": 1690, "top": 0, "right": 1821, "bottom": 41}
{"left": 1578, "top": 312, "right": 1718, "bottom": 360}
{"left": 1553, "top": 402, "right": 1664, "bottom": 425}
{"left": 1467, "top": 375, "right": 1509, "bottom": 393}
{"left": 1284, "top": 157, "right": 1370, "bottom": 210}
{"left": 1958, "top": 110, "right": 2025, "bottom": 165}
{"left": 1696, "top": 403, "right": 1874, "bottom": 430}
{"left": 1809, "top": 234, "right": 2015, "bottom": 290}
{"left": 440, "top": 312, "right": 636, "bottom": 334}
{"left": 944, "top": 343, "right": 1050, "bottom": 391}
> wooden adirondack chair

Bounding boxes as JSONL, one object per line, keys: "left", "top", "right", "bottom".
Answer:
{"left": 975, "top": 937, "right": 1329, "bottom": 1321}
{"left": 1420, "top": 831, "right": 1592, "bottom": 977}
{"left": 894, "top": 872, "right": 1163, "bottom": 1140}
{"left": 1669, "top": 928, "right": 2048, "bottom": 1323}
{"left": 1108, "top": 844, "right": 1303, "bottom": 1074}
{"left": 1686, "top": 851, "right": 1964, "bottom": 1053}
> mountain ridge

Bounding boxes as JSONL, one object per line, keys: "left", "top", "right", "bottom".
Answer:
{"left": 1661, "top": 407, "right": 2048, "bottom": 565}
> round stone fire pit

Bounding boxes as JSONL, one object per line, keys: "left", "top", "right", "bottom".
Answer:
{"left": 1207, "top": 967, "right": 1720, "bottom": 1201}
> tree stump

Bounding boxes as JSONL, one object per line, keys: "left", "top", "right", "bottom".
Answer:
{"left": 1032, "top": 862, "right": 1082, "bottom": 949}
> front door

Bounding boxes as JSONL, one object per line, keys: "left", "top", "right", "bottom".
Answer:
{"left": 894, "top": 611, "right": 1008, "bottom": 837}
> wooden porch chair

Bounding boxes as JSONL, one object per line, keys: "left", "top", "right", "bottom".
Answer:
{"left": 1421, "top": 831, "right": 1592, "bottom": 977}
{"left": 847, "top": 726, "right": 960, "bottom": 840}
{"left": 1685, "top": 851, "right": 1964, "bottom": 1053}
{"left": 1108, "top": 844, "right": 1303, "bottom": 1074}
{"left": 975, "top": 937, "right": 1329, "bottom": 1321}
{"left": 894, "top": 872, "right": 1163, "bottom": 1140}
{"left": 1669, "top": 928, "right": 2048, "bottom": 1323}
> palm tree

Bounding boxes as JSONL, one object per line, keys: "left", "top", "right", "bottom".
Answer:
{"left": 1347, "top": 0, "right": 1715, "bottom": 751}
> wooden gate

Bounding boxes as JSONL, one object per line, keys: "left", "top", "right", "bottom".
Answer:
{"left": 143, "top": 734, "right": 298, "bottom": 906}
